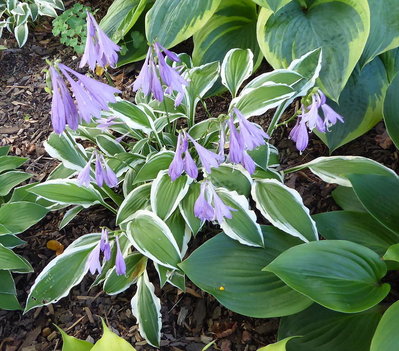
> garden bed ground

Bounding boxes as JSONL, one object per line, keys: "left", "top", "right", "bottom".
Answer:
{"left": 1, "top": 3, "right": 399, "bottom": 351}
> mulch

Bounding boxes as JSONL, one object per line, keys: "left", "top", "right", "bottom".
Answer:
{"left": 1, "top": 2, "right": 399, "bottom": 351}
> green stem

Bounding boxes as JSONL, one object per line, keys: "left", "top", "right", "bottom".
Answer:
{"left": 267, "top": 102, "right": 288, "bottom": 136}
{"left": 275, "top": 110, "right": 301, "bottom": 128}
{"left": 104, "top": 70, "right": 115, "bottom": 86}
{"left": 100, "top": 200, "right": 117, "bottom": 214}
{"left": 163, "top": 99, "right": 171, "bottom": 133}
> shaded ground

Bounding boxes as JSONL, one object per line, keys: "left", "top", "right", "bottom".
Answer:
{"left": 1, "top": 4, "right": 399, "bottom": 351}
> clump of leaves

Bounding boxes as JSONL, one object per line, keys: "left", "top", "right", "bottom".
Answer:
{"left": 52, "top": 3, "right": 90, "bottom": 54}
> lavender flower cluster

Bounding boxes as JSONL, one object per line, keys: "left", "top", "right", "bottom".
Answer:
{"left": 87, "top": 229, "right": 126, "bottom": 276}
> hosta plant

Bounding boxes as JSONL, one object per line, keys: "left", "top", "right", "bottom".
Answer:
{"left": 98, "top": 0, "right": 399, "bottom": 151}
{"left": 22, "top": 12, "right": 344, "bottom": 346}
{"left": 0, "top": 145, "right": 48, "bottom": 310}
{"left": 0, "top": 0, "right": 64, "bottom": 47}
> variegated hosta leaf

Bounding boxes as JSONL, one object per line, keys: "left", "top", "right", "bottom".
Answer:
{"left": 0, "top": 243, "right": 32, "bottom": 273}
{"left": 252, "top": 179, "right": 318, "bottom": 242}
{"left": 221, "top": 48, "right": 254, "bottom": 98}
{"left": 95, "top": 135, "right": 125, "bottom": 156}
{"left": 192, "top": 0, "right": 262, "bottom": 96}
{"left": 100, "top": 0, "right": 148, "bottom": 42}
{"left": 145, "top": 0, "right": 222, "bottom": 48}
{"left": 287, "top": 156, "right": 396, "bottom": 187}
{"left": 251, "top": 0, "right": 292, "bottom": 13}
{"left": 29, "top": 180, "right": 103, "bottom": 208}
{"left": 103, "top": 253, "right": 147, "bottom": 295}
{"left": 231, "top": 83, "right": 294, "bottom": 118}
{"left": 91, "top": 319, "right": 138, "bottom": 350}
{"left": 117, "top": 183, "right": 151, "bottom": 225}
{"left": 257, "top": 337, "right": 299, "bottom": 351}
{"left": 25, "top": 234, "right": 100, "bottom": 312}
{"left": 126, "top": 210, "right": 182, "bottom": 269}
{"left": 179, "top": 182, "right": 204, "bottom": 236}
{"left": 257, "top": 0, "right": 370, "bottom": 101}
{"left": 131, "top": 271, "right": 161, "bottom": 347}
{"left": 183, "top": 61, "right": 220, "bottom": 120}
{"left": 208, "top": 164, "right": 252, "bottom": 196}
{"left": 44, "top": 133, "right": 87, "bottom": 171}
{"left": 134, "top": 151, "right": 174, "bottom": 183}
{"left": 359, "top": 0, "right": 399, "bottom": 67}
{"left": 384, "top": 72, "right": 399, "bottom": 149}
{"left": 316, "top": 57, "right": 389, "bottom": 151}
{"left": 216, "top": 188, "right": 264, "bottom": 247}
{"left": 150, "top": 170, "right": 191, "bottom": 221}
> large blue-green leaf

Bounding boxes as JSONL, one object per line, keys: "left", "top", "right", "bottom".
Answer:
{"left": 317, "top": 57, "right": 389, "bottom": 151}
{"left": 279, "top": 304, "right": 382, "bottom": 351}
{"left": 257, "top": 0, "right": 370, "bottom": 101}
{"left": 265, "top": 240, "right": 390, "bottom": 313}
{"left": 180, "top": 227, "right": 312, "bottom": 318}
{"left": 370, "top": 301, "right": 399, "bottom": 351}
{"left": 252, "top": 0, "right": 292, "bottom": 12}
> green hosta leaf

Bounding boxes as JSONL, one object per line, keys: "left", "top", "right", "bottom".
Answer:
{"left": 0, "top": 146, "right": 10, "bottom": 156}
{"left": 0, "top": 243, "right": 32, "bottom": 272}
{"left": 146, "top": 0, "right": 222, "bottom": 48}
{"left": 179, "top": 182, "right": 203, "bottom": 235}
{"left": 59, "top": 206, "right": 83, "bottom": 230}
{"left": 0, "top": 171, "right": 31, "bottom": 196}
{"left": 265, "top": 240, "right": 390, "bottom": 313}
{"left": 258, "top": 337, "right": 298, "bottom": 351}
{"left": 252, "top": 0, "right": 292, "bottom": 12}
{"left": 279, "top": 304, "right": 382, "bottom": 351}
{"left": 0, "top": 234, "right": 25, "bottom": 248}
{"left": 314, "top": 211, "right": 399, "bottom": 255}
{"left": 151, "top": 170, "right": 191, "bottom": 220}
{"left": 289, "top": 156, "right": 396, "bottom": 187}
{"left": 25, "top": 234, "right": 100, "bottom": 311}
{"left": 349, "top": 174, "right": 399, "bottom": 235}
{"left": 231, "top": 83, "right": 294, "bottom": 118}
{"left": 180, "top": 226, "right": 312, "bottom": 318}
{"left": 380, "top": 47, "right": 399, "bottom": 83}
{"left": 331, "top": 186, "right": 366, "bottom": 212}
{"left": 252, "top": 179, "right": 318, "bottom": 242}
{"left": 57, "top": 326, "right": 93, "bottom": 351}
{"left": 257, "top": 0, "right": 370, "bottom": 101}
{"left": 117, "top": 183, "right": 151, "bottom": 225}
{"left": 91, "top": 319, "right": 137, "bottom": 351}
{"left": 384, "top": 72, "right": 399, "bottom": 149}
{"left": 216, "top": 189, "right": 264, "bottom": 247}
{"left": 131, "top": 271, "right": 161, "bottom": 347}
{"left": 96, "top": 135, "right": 125, "bottom": 156}
{"left": 14, "top": 22, "right": 28, "bottom": 47}
{"left": 192, "top": 0, "right": 262, "bottom": 96}
{"left": 126, "top": 210, "right": 182, "bottom": 269}
{"left": 117, "top": 21, "right": 148, "bottom": 66}
{"left": 48, "top": 163, "right": 77, "bottom": 180}
{"left": 370, "top": 301, "right": 399, "bottom": 351}
{"left": 188, "top": 118, "right": 220, "bottom": 140}
{"left": 221, "top": 48, "right": 254, "bottom": 98}
{"left": 0, "top": 155, "right": 27, "bottom": 173}
{"left": 104, "top": 253, "right": 147, "bottom": 295}
{"left": 208, "top": 164, "right": 252, "bottom": 196}
{"left": 110, "top": 100, "right": 154, "bottom": 134}
{"left": 100, "top": 0, "right": 148, "bottom": 42}
{"left": 44, "top": 132, "right": 87, "bottom": 171}
{"left": 134, "top": 151, "right": 174, "bottom": 183}
{"left": 316, "top": 57, "right": 389, "bottom": 151}
{"left": 0, "top": 202, "right": 47, "bottom": 235}
{"left": 0, "top": 270, "right": 16, "bottom": 295}
{"left": 384, "top": 243, "right": 399, "bottom": 263}
{"left": 359, "top": 0, "right": 399, "bottom": 67}
{"left": 184, "top": 62, "right": 220, "bottom": 119}
{"left": 0, "top": 293, "right": 21, "bottom": 310}
{"left": 30, "top": 180, "right": 103, "bottom": 208}
{"left": 165, "top": 209, "right": 190, "bottom": 254}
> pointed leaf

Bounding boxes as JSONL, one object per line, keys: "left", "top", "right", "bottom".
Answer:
{"left": 252, "top": 179, "right": 318, "bottom": 242}
{"left": 384, "top": 72, "right": 399, "bottom": 149}
{"left": 265, "top": 240, "right": 390, "bottom": 313}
